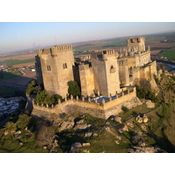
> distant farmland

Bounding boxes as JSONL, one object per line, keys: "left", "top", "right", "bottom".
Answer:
{"left": 0, "top": 58, "right": 35, "bottom": 66}
{"left": 160, "top": 47, "right": 175, "bottom": 61}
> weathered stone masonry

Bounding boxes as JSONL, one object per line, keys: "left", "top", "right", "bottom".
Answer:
{"left": 32, "top": 87, "right": 142, "bottom": 119}
{"left": 33, "top": 36, "right": 157, "bottom": 119}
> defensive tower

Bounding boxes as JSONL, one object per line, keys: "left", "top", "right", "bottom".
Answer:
{"left": 35, "top": 45, "right": 74, "bottom": 98}
{"left": 91, "top": 49, "right": 120, "bottom": 97}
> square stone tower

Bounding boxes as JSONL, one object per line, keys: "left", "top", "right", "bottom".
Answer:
{"left": 35, "top": 45, "right": 74, "bottom": 98}
{"left": 79, "top": 63, "right": 95, "bottom": 97}
{"left": 118, "top": 59, "right": 130, "bottom": 86}
{"left": 91, "top": 49, "right": 120, "bottom": 97}
{"left": 127, "top": 37, "right": 145, "bottom": 53}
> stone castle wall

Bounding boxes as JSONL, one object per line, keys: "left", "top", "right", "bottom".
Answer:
{"left": 91, "top": 57, "right": 108, "bottom": 96}
{"left": 79, "top": 64, "right": 95, "bottom": 97}
{"left": 32, "top": 87, "right": 141, "bottom": 119}
{"left": 118, "top": 59, "right": 130, "bottom": 85}
{"left": 35, "top": 56, "right": 43, "bottom": 85}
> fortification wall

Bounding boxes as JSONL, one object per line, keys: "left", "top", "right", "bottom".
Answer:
{"left": 37, "top": 45, "right": 73, "bottom": 56}
{"left": 138, "top": 51, "right": 151, "bottom": 67}
{"left": 31, "top": 87, "right": 141, "bottom": 119}
{"left": 150, "top": 60, "right": 157, "bottom": 76}
{"left": 125, "top": 56, "right": 136, "bottom": 68}
{"left": 91, "top": 58, "right": 107, "bottom": 95}
{"left": 118, "top": 59, "right": 130, "bottom": 85}
{"left": 79, "top": 64, "right": 95, "bottom": 97}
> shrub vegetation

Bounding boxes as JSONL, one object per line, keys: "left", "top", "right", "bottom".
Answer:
{"left": 26, "top": 80, "right": 41, "bottom": 96}
{"left": 68, "top": 81, "right": 81, "bottom": 97}
{"left": 136, "top": 84, "right": 160, "bottom": 104}
{"left": 36, "top": 90, "right": 62, "bottom": 107}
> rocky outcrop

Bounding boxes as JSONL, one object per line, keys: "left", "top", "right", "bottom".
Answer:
{"left": 140, "top": 124, "right": 147, "bottom": 132}
{"left": 150, "top": 78, "right": 159, "bottom": 94}
{"left": 118, "top": 124, "right": 128, "bottom": 133}
{"left": 126, "top": 122, "right": 134, "bottom": 128}
{"left": 82, "top": 143, "right": 90, "bottom": 147}
{"left": 92, "top": 133, "right": 98, "bottom": 137}
{"left": 74, "top": 124, "right": 92, "bottom": 131}
{"left": 128, "top": 146, "right": 166, "bottom": 153}
{"left": 136, "top": 115, "right": 143, "bottom": 123}
{"left": 58, "top": 121, "right": 74, "bottom": 132}
{"left": 136, "top": 114, "right": 148, "bottom": 123}
{"left": 57, "top": 116, "right": 75, "bottom": 132}
{"left": 70, "top": 142, "right": 82, "bottom": 153}
{"left": 115, "top": 116, "right": 122, "bottom": 123}
{"left": 76, "top": 119, "right": 84, "bottom": 125}
{"left": 84, "top": 132, "right": 93, "bottom": 137}
{"left": 115, "top": 140, "right": 120, "bottom": 144}
{"left": 146, "top": 100, "right": 155, "bottom": 108}
{"left": 131, "top": 131, "right": 144, "bottom": 146}
{"left": 50, "top": 140, "right": 59, "bottom": 153}
{"left": 143, "top": 115, "right": 148, "bottom": 123}
{"left": 83, "top": 149, "right": 90, "bottom": 153}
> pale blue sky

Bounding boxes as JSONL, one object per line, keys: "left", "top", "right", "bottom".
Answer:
{"left": 0, "top": 22, "right": 175, "bottom": 54}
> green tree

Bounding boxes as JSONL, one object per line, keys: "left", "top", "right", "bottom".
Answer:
{"left": 122, "top": 106, "right": 129, "bottom": 113}
{"left": 153, "top": 74, "right": 159, "bottom": 84}
{"left": 54, "top": 94, "right": 62, "bottom": 101}
{"left": 68, "top": 81, "right": 81, "bottom": 97}
{"left": 16, "top": 114, "right": 31, "bottom": 130}
{"left": 36, "top": 90, "right": 61, "bottom": 106}
{"left": 163, "top": 78, "right": 175, "bottom": 103}
{"left": 26, "top": 80, "right": 41, "bottom": 96}
{"left": 3, "top": 122, "right": 17, "bottom": 138}
{"left": 36, "top": 90, "right": 48, "bottom": 105}
{"left": 158, "top": 102, "right": 171, "bottom": 120}
{"left": 135, "top": 84, "right": 147, "bottom": 99}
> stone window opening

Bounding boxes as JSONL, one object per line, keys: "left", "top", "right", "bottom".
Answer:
{"left": 110, "top": 65, "right": 116, "bottom": 73}
{"left": 63, "top": 63, "right": 67, "bottom": 69}
{"left": 47, "top": 65, "right": 51, "bottom": 71}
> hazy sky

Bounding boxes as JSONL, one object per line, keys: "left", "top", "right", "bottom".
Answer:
{"left": 0, "top": 22, "right": 175, "bottom": 54}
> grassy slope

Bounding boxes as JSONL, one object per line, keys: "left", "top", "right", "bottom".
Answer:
{"left": 0, "top": 133, "right": 48, "bottom": 153}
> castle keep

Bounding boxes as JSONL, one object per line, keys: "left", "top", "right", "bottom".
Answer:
{"left": 34, "top": 36, "right": 157, "bottom": 119}
{"left": 35, "top": 45, "right": 74, "bottom": 96}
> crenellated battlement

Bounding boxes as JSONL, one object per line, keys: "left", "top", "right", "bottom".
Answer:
{"left": 33, "top": 87, "right": 136, "bottom": 108}
{"left": 37, "top": 44, "right": 73, "bottom": 56}
{"left": 79, "top": 63, "right": 91, "bottom": 71}
{"left": 32, "top": 87, "right": 138, "bottom": 119}
{"left": 91, "top": 49, "right": 117, "bottom": 61}
{"left": 118, "top": 59, "right": 128, "bottom": 66}
{"left": 127, "top": 37, "right": 145, "bottom": 44}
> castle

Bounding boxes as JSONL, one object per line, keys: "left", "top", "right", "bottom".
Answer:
{"left": 33, "top": 37, "right": 157, "bottom": 119}
{"left": 35, "top": 36, "right": 157, "bottom": 98}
